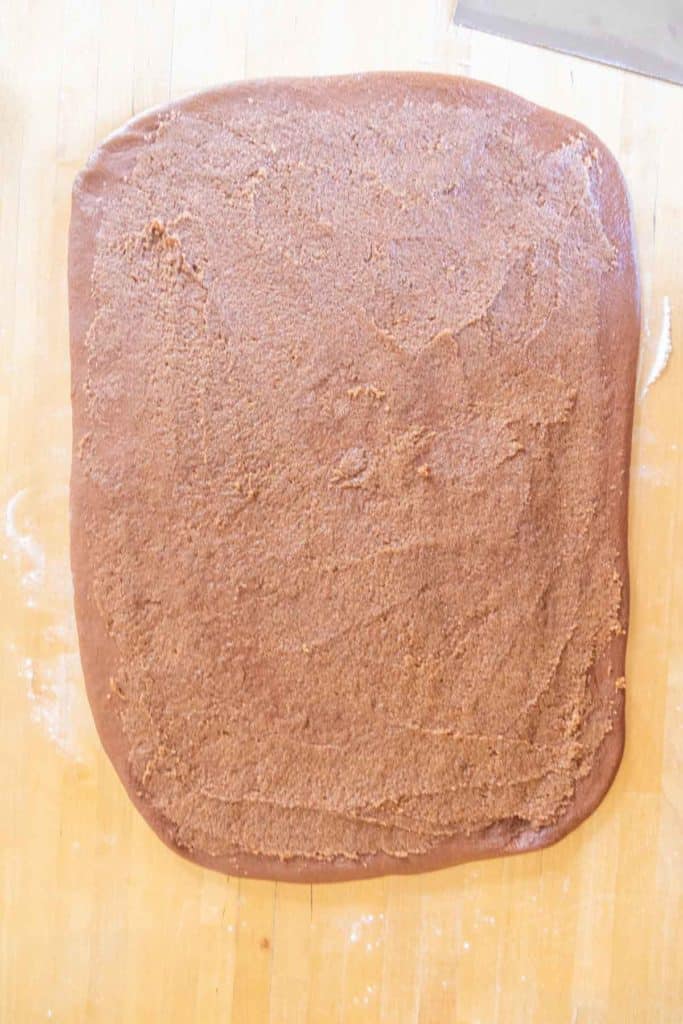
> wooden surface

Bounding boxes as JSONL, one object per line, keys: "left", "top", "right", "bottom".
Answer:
{"left": 1, "top": 1, "right": 682, "bottom": 1020}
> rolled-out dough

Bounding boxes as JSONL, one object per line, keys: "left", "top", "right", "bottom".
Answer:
{"left": 69, "top": 73, "right": 639, "bottom": 881}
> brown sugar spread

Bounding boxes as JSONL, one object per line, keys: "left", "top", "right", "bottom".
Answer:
{"left": 69, "top": 74, "right": 639, "bottom": 881}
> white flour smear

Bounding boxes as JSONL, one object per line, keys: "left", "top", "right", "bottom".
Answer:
{"left": 640, "top": 296, "right": 673, "bottom": 400}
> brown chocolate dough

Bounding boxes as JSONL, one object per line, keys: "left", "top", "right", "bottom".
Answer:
{"left": 69, "top": 74, "right": 639, "bottom": 881}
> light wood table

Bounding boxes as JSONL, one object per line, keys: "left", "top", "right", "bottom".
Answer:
{"left": 1, "top": 2, "right": 681, "bottom": 1021}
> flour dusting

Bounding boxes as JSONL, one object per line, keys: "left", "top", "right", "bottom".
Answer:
{"left": 4, "top": 489, "right": 46, "bottom": 592}
{"left": 3, "top": 487, "right": 93, "bottom": 763}
{"left": 24, "top": 652, "right": 88, "bottom": 761}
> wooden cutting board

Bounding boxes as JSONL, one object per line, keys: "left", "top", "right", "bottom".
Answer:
{"left": 1, "top": 2, "right": 681, "bottom": 1021}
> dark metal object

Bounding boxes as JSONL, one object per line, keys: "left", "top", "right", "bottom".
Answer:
{"left": 454, "top": 0, "right": 683, "bottom": 86}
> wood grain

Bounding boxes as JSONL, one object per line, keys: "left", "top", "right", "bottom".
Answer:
{"left": 1, "top": 1, "right": 681, "bottom": 1020}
